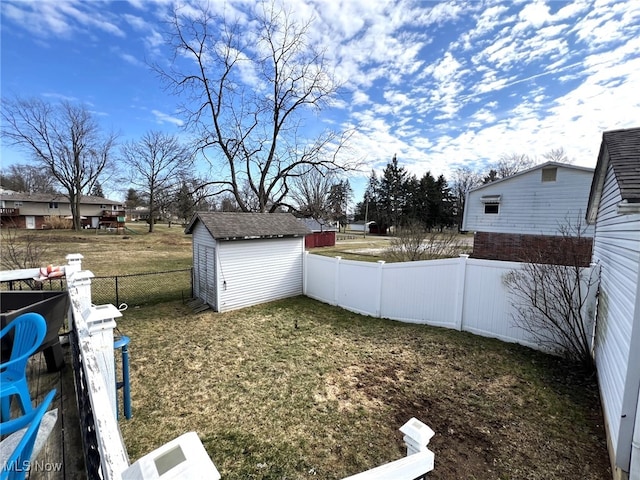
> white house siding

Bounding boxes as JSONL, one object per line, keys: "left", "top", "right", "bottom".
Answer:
{"left": 592, "top": 166, "right": 640, "bottom": 471}
{"left": 192, "top": 223, "right": 217, "bottom": 309}
{"left": 463, "top": 166, "right": 595, "bottom": 236}
{"left": 217, "top": 237, "right": 304, "bottom": 312}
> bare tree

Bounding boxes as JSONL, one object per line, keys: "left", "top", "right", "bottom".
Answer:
{"left": 503, "top": 221, "right": 598, "bottom": 371}
{"left": 494, "top": 153, "right": 535, "bottom": 178}
{"left": 451, "top": 166, "right": 481, "bottom": 231}
{"left": 155, "top": 1, "right": 355, "bottom": 212}
{"left": 0, "top": 229, "right": 49, "bottom": 289}
{"left": 0, "top": 164, "right": 58, "bottom": 193}
{"left": 120, "top": 131, "right": 194, "bottom": 233}
{"left": 543, "top": 147, "right": 573, "bottom": 164}
{"left": 1, "top": 98, "right": 117, "bottom": 230}
{"left": 289, "top": 168, "right": 336, "bottom": 219}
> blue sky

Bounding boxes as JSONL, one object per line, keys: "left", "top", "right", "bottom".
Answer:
{"left": 2, "top": 0, "right": 639, "bottom": 204}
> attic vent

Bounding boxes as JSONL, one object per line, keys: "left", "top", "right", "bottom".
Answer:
{"left": 542, "top": 167, "right": 557, "bottom": 182}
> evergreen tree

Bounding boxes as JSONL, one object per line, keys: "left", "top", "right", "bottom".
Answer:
{"left": 90, "top": 181, "right": 105, "bottom": 198}
{"left": 327, "top": 179, "right": 353, "bottom": 230}
{"left": 379, "top": 155, "right": 409, "bottom": 232}
{"left": 174, "top": 181, "right": 195, "bottom": 224}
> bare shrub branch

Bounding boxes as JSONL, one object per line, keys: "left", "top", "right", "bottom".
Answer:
{"left": 503, "top": 221, "right": 598, "bottom": 371}
{"left": 384, "top": 222, "right": 470, "bottom": 262}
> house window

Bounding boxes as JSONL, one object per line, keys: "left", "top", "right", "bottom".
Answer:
{"left": 49, "top": 202, "right": 59, "bottom": 209}
{"left": 14, "top": 202, "right": 23, "bottom": 207}
{"left": 484, "top": 203, "right": 499, "bottom": 214}
{"left": 542, "top": 167, "right": 557, "bottom": 182}
{"left": 481, "top": 194, "right": 501, "bottom": 214}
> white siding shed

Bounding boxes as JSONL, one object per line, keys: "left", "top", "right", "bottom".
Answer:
{"left": 586, "top": 127, "right": 640, "bottom": 479}
{"left": 185, "top": 212, "right": 310, "bottom": 313}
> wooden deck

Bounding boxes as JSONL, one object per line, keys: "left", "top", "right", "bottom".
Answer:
{"left": 24, "top": 341, "right": 86, "bottom": 479}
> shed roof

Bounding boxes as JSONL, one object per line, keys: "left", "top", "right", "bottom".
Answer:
{"left": 587, "top": 127, "right": 640, "bottom": 223}
{"left": 299, "top": 217, "right": 338, "bottom": 232}
{"left": 184, "top": 212, "right": 311, "bottom": 240}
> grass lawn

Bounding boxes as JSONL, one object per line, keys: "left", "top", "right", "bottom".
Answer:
{"left": 118, "top": 296, "right": 610, "bottom": 480}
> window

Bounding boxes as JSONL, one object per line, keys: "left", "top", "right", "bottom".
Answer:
{"left": 14, "top": 201, "right": 23, "bottom": 207}
{"left": 484, "top": 203, "right": 499, "bottom": 214}
{"left": 49, "top": 202, "right": 59, "bottom": 209}
{"left": 481, "top": 194, "right": 501, "bottom": 215}
{"left": 542, "top": 167, "right": 557, "bottom": 182}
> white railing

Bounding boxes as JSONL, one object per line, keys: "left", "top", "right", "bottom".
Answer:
{"left": 304, "top": 252, "right": 599, "bottom": 354}
{"left": 344, "top": 418, "right": 435, "bottom": 479}
{"left": 65, "top": 257, "right": 130, "bottom": 479}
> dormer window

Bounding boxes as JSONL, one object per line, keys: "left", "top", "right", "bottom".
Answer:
{"left": 542, "top": 167, "right": 557, "bottom": 182}
{"left": 481, "top": 195, "right": 501, "bottom": 214}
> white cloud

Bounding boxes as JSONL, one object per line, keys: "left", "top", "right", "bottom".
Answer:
{"left": 152, "top": 110, "right": 184, "bottom": 127}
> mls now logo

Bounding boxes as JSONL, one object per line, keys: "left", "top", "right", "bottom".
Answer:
{"left": 2, "top": 460, "right": 63, "bottom": 473}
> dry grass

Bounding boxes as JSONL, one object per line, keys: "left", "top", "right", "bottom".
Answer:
{"left": 118, "top": 297, "right": 610, "bottom": 480}
{"left": 1, "top": 224, "right": 192, "bottom": 275}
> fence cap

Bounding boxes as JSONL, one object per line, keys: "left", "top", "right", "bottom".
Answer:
{"left": 400, "top": 418, "right": 435, "bottom": 445}
{"left": 83, "top": 304, "right": 123, "bottom": 330}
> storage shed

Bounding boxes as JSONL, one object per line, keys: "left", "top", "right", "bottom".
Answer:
{"left": 184, "top": 212, "right": 311, "bottom": 313}
{"left": 300, "top": 218, "right": 337, "bottom": 248}
{"left": 586, "top": 127, "right": 640, "bottom": 479}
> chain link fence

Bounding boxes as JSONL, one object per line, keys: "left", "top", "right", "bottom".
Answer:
{"left": 1, "top": 268, "right": 193, "bottom": 307}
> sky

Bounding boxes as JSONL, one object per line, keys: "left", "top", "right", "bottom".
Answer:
{"left": 1, "top": 0, "right": 639, "bottom": 205}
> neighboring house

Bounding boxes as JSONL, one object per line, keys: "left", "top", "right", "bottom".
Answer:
{"left": 586, "top": 127, "right": 640, "bottom": 480}
{"left": 184, "top": 212, "right": 311, "bottom": 313}
{"left": 300, "top": 218, "right": 337, "bottom": 248}
{"left": 0, "top": 190, "right": 124, "bottom": 229}
{"left": 462, "top": 161, "right": 595, "bottom": 265}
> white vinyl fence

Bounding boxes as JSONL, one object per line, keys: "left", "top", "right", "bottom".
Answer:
{"left": 304, "top": 253, "right": 599, "bottom": 353}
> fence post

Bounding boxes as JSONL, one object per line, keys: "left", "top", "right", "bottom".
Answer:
{"left": 376, "top": 260, "right": 386, "bottom": 318}
{"left": 400, "top": 417, "right": 435, "bottom": 455}
{"left": 67, "top": 270, "right": 95, "bottom": 329}
{"left": 303, "top": 251, "right": 308, "bottom": 295}
{"left": 65, "top": 253, "right": 84, "bottom": 275}
{"left": 334, "top": 256, "right": 342, "bottom": 307}
{"left": 453, "top": 254, "right": 469, "bottom": 331}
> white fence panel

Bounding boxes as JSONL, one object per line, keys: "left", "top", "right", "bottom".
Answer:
{"left": 304, "top": 253, "right": 599, "bottom": 356}
{"left": 380, "top": 258, "right": 459, "bottom": 327}
{"left": 462, "top": 258, "right": 539, "bottom": 349}
{"left": 337, "top": 259, "right": 383, "bottom": 317}
{"left": 305, "top": 253, "right": 339, "bottom": 304}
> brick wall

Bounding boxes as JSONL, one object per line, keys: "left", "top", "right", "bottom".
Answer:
{"left": 471, "top": 231, "right": 593, "bottom": 266}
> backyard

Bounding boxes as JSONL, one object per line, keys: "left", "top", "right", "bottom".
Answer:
{"left": 2, "top": 225, "right": 611, "bottom": 478}
{"left": 117, "top": 296, "right": 610, "bottom": 480}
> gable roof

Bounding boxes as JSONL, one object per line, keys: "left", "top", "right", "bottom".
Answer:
{"left": 0, "top": 191, "right": 122, "bottom": 205}
{"left": 587, "top": 127, "right": 640, "bottom": 223}
{"left": 184, "top": 212, "right": 311, "bottom": 240}
{"left": 467, "top": 161, "right": 594, "bottom": 194}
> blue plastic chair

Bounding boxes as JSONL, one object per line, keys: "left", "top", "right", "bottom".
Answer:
{"left": 0, "top": 313, "right": 47, "bottom": 422}
{"left": 0, "top": 389, "right": 57, "bottom": 480}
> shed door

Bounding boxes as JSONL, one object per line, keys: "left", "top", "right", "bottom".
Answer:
{"left": 195, "top": 243, "right": 216, "bottom": 309}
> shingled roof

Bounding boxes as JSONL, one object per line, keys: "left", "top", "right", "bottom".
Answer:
{"left": 184, "top": 212, "right": 311, "bottom": 240}
{"left": 587, "top": 127, "right": 640, "bottom": 223}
